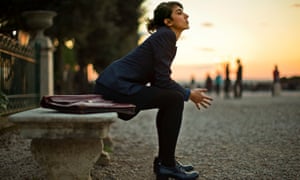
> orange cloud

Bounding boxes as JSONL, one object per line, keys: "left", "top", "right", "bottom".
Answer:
{"left": 200, "top": 47, "right": 215, "bottom": 52}
{"left": 201, "top": 22, "right": 214, "bottom": 28}
{"left": 291, "top": 3, "right": 300, "bottom": 8}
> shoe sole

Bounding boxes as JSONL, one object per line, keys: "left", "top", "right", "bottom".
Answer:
{"left": 156, "top": 174, "right": 198, "bottom": 180}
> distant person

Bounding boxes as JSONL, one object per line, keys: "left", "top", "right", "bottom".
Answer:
{"left": 273, "top": 65, "right": 280, "bottom": 83}
{"left": 73, "top": 64, "right": 81, "bottom": 94}
{"left": 224, "top": 63, "right": 231, "bottom": 98}
{"left": 94, "top": 2, "right": 212, "bottom": 179}
{"left": 215, "top": 72, "right": 222, "bottom": 96}
{"left": 272, "top": 65, "right": 281, "bottom": 96}
{"left": 190, "top": 74, "right": 196, "bottom": 89}
{"left": 61, "top": 64, "right": 74, "bottom": 94}
{"left": 205, "top": 73, "right": 213, "bottom": 93}
{"left": 234, "top": 59, "right": 243, "bottom": 98}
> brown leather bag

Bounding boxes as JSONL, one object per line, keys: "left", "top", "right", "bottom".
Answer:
{"left": 40, "top": 94, "right": 136, "bottom": 114}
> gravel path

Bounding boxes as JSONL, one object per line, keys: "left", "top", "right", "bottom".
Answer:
{"left": 0, "top": 92, "right": 300, "bottom": 180}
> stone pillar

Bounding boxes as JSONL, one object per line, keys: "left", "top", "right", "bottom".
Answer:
{"left": 272, "top": 82, "right": 281, "bottom": 96}
{"left": 22, "top": 11, "right": 57, "bottom": 97}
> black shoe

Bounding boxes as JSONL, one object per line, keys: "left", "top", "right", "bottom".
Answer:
{"left": 175, "top": 159, "right": 194, "bottom": 172}
{"left": 156, "top": 164, "right": 199, "bottom": 180}
{"left": 153, "top": 157, "right": 194, "bottom": 173}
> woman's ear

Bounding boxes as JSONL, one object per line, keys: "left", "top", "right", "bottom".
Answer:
{"left": 164, "top": 18, "right": 173, "bottom": 27}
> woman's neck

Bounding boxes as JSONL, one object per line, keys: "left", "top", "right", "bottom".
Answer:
{"left": 169, "top": 27, "right": 182, "bottom": 40}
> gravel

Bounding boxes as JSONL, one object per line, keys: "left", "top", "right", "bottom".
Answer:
{"left": 0, "top": 91, "right": 300, "bottom": 180}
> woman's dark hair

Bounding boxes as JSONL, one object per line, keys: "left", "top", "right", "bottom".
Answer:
{"left": 146, "top": 1, "right": 183, "bottom": 33}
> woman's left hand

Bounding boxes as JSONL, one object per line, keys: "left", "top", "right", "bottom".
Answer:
{"left": 189, "top": 88, "right": 213, "bottom": 110}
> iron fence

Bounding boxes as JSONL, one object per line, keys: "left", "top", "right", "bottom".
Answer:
{"left": 0, "top": 34, "right": 40, "bottom": 116}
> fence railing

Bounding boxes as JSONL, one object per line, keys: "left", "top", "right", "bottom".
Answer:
{"left": 0, "top": 34, "right": 40, "bottom": 116}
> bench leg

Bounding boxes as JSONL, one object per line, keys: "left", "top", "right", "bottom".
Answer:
{"left": 31, "top": 138, "right": 103, "bottom": 180}
{"left": 96, "top": 136, "right": 114, "bottom": 166}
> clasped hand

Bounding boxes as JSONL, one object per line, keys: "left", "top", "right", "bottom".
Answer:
{"left": 189, "top": 88, "right": 213, "bottom": 110}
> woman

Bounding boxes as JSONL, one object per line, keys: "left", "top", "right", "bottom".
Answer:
{"left": 95, "top": 1, "right": 212, "bottom": 179}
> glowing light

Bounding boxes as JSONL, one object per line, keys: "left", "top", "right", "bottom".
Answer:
{"left": 64, "top": 39, "right": 74, "bottom": 49}
{"left": 87, "top": 64, "right": 99, "bottom": 82}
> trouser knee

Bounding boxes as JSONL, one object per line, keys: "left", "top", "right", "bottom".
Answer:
{"left": 163, "top": 91, "right": 184, "bottom": 110}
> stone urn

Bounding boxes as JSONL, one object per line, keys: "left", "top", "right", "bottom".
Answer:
{"left": 22, "top": 10, "right": 57, "bottom": 38}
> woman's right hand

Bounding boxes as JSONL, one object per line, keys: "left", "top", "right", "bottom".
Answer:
{"left": 189, "top": 88, "right": 213, "bottom": 110}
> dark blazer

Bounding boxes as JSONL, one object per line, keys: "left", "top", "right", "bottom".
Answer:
{"left": 96, "top": 26, "right": 190, "bottom": 101}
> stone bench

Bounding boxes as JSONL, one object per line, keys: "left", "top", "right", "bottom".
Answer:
{"left": 8, "top": 107, "right": 117, "bottom": 180}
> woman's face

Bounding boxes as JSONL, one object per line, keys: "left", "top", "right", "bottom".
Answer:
{"left": 165, "top": 5, "right": 189, "bottom": 32}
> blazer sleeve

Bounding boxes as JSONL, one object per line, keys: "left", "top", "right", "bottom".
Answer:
{"left": 150, "top": 29, "right": 191, "bottom": 101}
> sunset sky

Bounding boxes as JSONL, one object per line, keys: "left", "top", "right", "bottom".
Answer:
{"left": 140, "top": 0, "right": 300, "bottom": 82}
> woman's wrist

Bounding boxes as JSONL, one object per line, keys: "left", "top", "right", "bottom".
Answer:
{"left": 185, "top": 88, "right": 191, "bottom": 101}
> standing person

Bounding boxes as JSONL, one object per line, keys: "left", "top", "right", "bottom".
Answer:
{"left": 61, "top": 64, "right": 74, "bottom": 94}
{"left": 190, "top": 74, "right": 196, "bottom": 89}
{"left": 272, "top": 65, "right": 281, "bottom": 96}
{"left": 205, "top": 73, "right": 213, "bottom": 93}
{"left": 273, "top": 65, "right": 280, "bottom": 83}
{"left": 94, "top": 2, "right": 212, "bottom": 179}
{"left": 234, "top": 58, "right": 243, "bottom": 98}
{"left": 224, "top": 63, "right": 231, "bottom": 98}
{"left": 215, "top": 72, "right": 222, "bottom": 96}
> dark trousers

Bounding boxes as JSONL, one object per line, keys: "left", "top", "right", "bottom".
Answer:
{"left": 234, "top": 80, "right": 243, "bottom": 98}
{"left": 94, "top": 83, "right": 184, "bottom": 166}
